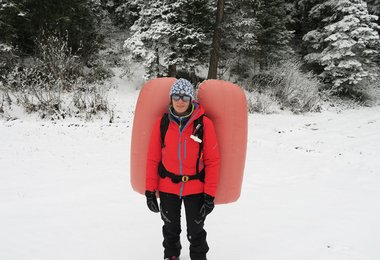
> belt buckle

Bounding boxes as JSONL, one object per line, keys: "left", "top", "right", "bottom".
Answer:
{"left": 181, "top": 176, "right": 189, "bottom": 182}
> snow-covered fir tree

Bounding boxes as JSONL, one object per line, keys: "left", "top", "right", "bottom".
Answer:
{"left": 124, "top": 0, "right": 213, "bottom": 79}
{"left": 253, "top": 0, "right": 294, "bottom": 69}
{"left": 222, "top": 0, "right": 294, "bottom": 80}
{"left": 0, "top": 0, "right": 23, "bottom": 47}
{"left": 90, "top": 0, "right": 141, "bottom": 29}
{"left": 221, "top": 0, "right": 260, "bottom": 79}
{"left": 303, "top": 0, "right": 380, "bottom": 93}
{"left": 366, "top": 0, "right": 380, "bottom": 15}
{"left": 0, "top": 0, "right": 19, "bottom": 80}
{"left": 292, "top": 0, "right": 325, "bottom": 57}
{"left": 365, "top": 0, "right": 380, "bottom": 65}
{"left": 0, "top": 0, "right": 101, "bottom": 57}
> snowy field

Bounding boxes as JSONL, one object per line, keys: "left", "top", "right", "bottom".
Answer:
{"left": 1, "top": 78, "right": 380, "bottom": 260}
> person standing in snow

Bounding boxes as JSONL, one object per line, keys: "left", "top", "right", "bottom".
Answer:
{"left": 145, "top": 78, "right": 220, "bottom": 260}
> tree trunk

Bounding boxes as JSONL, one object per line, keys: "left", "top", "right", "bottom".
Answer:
{"left": 168, "top": 64, "right": 177, "bottom": 77}
{"left": 207, "top": 0, "right": 225, "bottom": 79}
{"left": 155, "top": 48, "right": 161, "bottom": 77}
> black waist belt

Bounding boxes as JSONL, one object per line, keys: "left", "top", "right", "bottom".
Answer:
{"left": 158, "top": 161, "right": 205, "bottom": 184}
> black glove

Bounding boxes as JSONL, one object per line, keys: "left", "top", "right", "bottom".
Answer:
{"left": 145, "top": 190, "right": 159, "bottom": 213}
{"left": 200, "top": 193, "right": 215, "bottom": 218}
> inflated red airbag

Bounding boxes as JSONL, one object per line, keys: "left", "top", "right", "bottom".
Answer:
{"left": 198, "top": 80, "right": 248, "bottom": 204}
{"left": 130, "top": 78, "right": 176, "bottom": 195}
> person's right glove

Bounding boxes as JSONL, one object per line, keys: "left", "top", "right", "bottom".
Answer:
{"left": 200, "top": 193, "right": 215, "bottom": 218}
{"left": 145, "top": 190, "right": 159, "bottom": 213}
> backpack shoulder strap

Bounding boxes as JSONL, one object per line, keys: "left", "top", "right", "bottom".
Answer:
{"left": 160, "top": 113, "right": 170, "bottom": 148}
{"left": 193, "top": 114, "right": 205, "bottom": 176}
{"left": 193, "top": 114, "right": 205, "bottom": 140}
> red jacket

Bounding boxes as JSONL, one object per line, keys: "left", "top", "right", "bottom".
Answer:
{"left": 146, "top": 103, "right": 220, "bottom": 197}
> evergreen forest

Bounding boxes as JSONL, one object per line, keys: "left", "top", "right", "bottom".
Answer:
{"left": 1, "top": 0, "right": 380, "bottom": 118}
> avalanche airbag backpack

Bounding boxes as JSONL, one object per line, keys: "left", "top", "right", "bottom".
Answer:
{"left": 130, "top": 77, "right": 247, "bottom": 204}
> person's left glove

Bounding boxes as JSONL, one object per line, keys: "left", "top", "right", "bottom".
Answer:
{"left": 200, "top": 193, "right": 215, "bottom": 218}
{"left": 145, "top": 190, "right": 159, "bottom": 213}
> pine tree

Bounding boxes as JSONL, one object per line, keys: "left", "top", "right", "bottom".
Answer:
{"left": 0, "top": 0, "right": 29, "bottom": 53}
{"left": 0, "top": 0, "right": 100, "bottom": 57}
{"left": 303, "top": 0, "right": 380, "bottom": 93}
{"left": 90, "top": 0, "right": 141, "bottom": 29}
{"left": 365, "top": 0, "right": 380, "bottom": 65}
{"left": 124, "top": 0, "right": 213, "bottom": 79}
{"left": 292, "top": 0, "right": 324, "bottom": 57}
{"left": 0, "top": 0, "right": 20, "bottom": 80}
{"left": 221, "top": 0, "right": 294, "bottom": 80}
{"left": 0, "top": 0, "right": 18, "bottom": 45}
{"left": 254, "top": 0, "right": 294, "bottom": 69}
{"left": 221, "top": 0, "right": 260, "bottom": 79}
{"left": 366, "top": 0, "right": 380, "bottom": 15}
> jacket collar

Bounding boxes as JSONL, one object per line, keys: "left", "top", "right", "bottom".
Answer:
{"left": 168, "top": 102, "right": 204, "bottom": 130}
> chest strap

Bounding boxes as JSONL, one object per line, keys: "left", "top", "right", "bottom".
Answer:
{"left": 158, "top": 161, "right": 205, "bottom": 184}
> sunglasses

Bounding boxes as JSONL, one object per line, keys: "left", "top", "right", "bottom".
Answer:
{"left": 172, "top": 94, "right": 191, "bottom": 102}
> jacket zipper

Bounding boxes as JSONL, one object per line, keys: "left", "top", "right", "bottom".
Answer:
{"left": 177, "top": 118, "right": 184, "bottom": 198}
{"left": 184, "top": 140, "right": 187, "bottom": 159}
{"left": 177, "top": 110, "right": 201, "bottom": 198}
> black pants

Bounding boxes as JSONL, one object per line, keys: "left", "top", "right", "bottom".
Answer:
{"left": 159, "top": 192, "right": 209, "bottom": 260}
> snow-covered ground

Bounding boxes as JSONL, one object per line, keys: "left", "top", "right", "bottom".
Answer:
{"left": 1, "top": 75, "right": 380, "bottom": 260}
